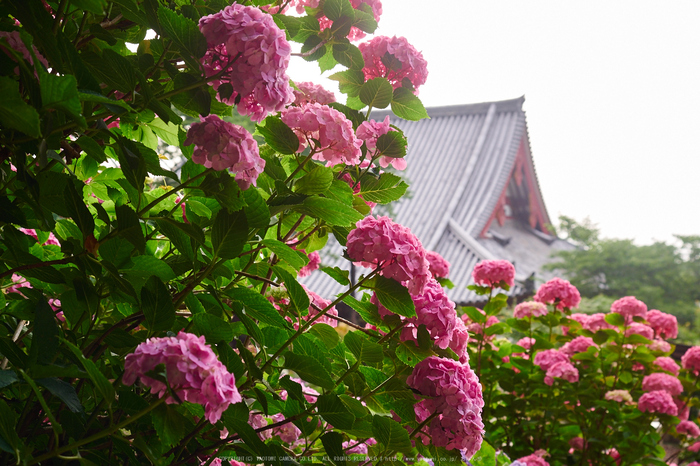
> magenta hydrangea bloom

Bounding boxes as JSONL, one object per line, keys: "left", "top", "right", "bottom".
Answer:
{"left": 533, "top": 349, "right": 569, "bottom": 371}
{"left": 185, "top": 115, "right": 263, "bottom": 190}
{"left": 449, "top": 318, "right": 470, "bottom": 364}
{"left": 513, "top": 301, "right": 548, "bottom": 319}
{"left": 625, "top": 322, "right": 654, "bottom": 340}
{"left": 690, "top": 442, "right": 700, "bottom": 453}
{"left": 561, "top": 336, "right": 597, "bottom": 356}
{"left": 0, "top": 30, "right": 48, "bottom": 76}
{"left": 359, "top": 35, "right": 428, "bottom": 91}
{"left": 297, "top": 250, "right": 321, "bottom": 278}
{"left": 516, "top": 337, "right": 535, "bottom": 351}
{"left": 199, "top": 4, "right": 294, "bottom": 122}
{"left": 648, "top": 339, "right": 672, "bottom": 353}
{"left": 346, "top": 215, "right": 430, "bottom": 295}
{"left": 123, "top": 332, "right": 241, "bottom": 423}
{"left": 568, "top": 437, "right": 585, "bottom": 451}
{"left": 425, "top": 250, "right": 450, "bottom": 279}
{"left": 356, "top": 116, "right": 407, "bottom": 170}
{"left": 299, "top": 286, "right": 338, "bottom": 328}
{"left": 407, "top": 357, "right": 484, "bottom": 456}
{"left": 516, "top": 454, "right": 550, "bottom": 466}
{"left": 610, "top": 296, "right": 647, "bottom": 324}
{"left": 400, "top": 278, "right": 457, "bottom": 349}
{"left": 20, "top": 228, "right": 60, "bottom": 246}
{"left": 637, "top": 390, "right": 678, "bottom": 416}
{"left": 682, "top": 346, "right": 700, "bottom": 374}
{"left": 642, "top": 372, "right": 683, "bottom": 396}
{"left": 652, "top": 356, "right": 680, "bottom": 375}
{"left": 677, "top": 420, "right": 700, "bottom": 438}
{"left": 582, "top": 313, "right": 616, "bottom": 332}
{"left": 544, "top": 361, "right": 578, "bottom": 386}
{"left": 645, "top": 309, "right": 678, "bottom": 340}
{"left": 281, "top": 102, "right": 362, "bottom": 166}
{"left": 471, "top": 260, "right": 515, "bottom": 289}
{"left": 533, "top": 278, "right": 581, "bottom": 310}
{"left": 292, "top": 81, "right": 336, "bottom": 106}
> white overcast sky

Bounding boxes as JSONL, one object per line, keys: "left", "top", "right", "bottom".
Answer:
{"left": 287, "top": 0, "right": 700, "bottom": 245}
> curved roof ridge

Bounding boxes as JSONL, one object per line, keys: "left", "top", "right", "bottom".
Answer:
{"left": 372, "top": 96, "right": 525, "bottom": 120}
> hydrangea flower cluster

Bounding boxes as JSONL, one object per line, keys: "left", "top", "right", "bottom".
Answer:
{"left": 346, "top": 215, "right": 430, "bottom": 295}
{"left": 652, "top": 356, "right": 680, "bottom": 375}
{"left": 0, "top": 30, "right": 48, "bottom": 75}
{"left": 20, "top": 227, "right": 60, "bottom": 246}
{"left": 645, "top": 309, "right": 678, "bottom": 339}
{"left": 677, "top": 420, "right": 700, "bottom": 438}
{"left": 471, "top": 259, "right": 515, "bottom": 288}
{"left": 533, "top": 278, "right": 581, "bottom": 310}
{"left": 281, "top": 103, "right": 362, "bottom": 166}
{"left": 400, "top": 278, "right": 457, "bottom": 349}
{"left": 604, "top": 389, "right": 633, "bottom": 403}
{"left": 637, "top": 390, "right": 678, "bottom": 416}
{"left": 682, "top": 346, "right": 700, "bottom": 374}
{"left": 515, "top": 454, "right": 550, "bottom": 466}
{"left": 356, "top": 116, "right": 407, "bottom": 170}
{"left": 358, "top": 35, "right": 428, "bottom": 91}
{"left": 185, "top": 115, "right": 263, "bottom": 190}
{"left": 642, "top": 372, "right": 683, "bottom": 396}
{"left": 461, "top": 310, "right": 499, "bottom": 340}
{"left": 625, "top": 322, "right": 654, "bottom": 340}
{"left": 610, "top": 296, "right": 647, "bottom": 324}
{"left": 297, "top": 250, "right": 321, "bottom": 278}
{"left": 425, "top": 250, "right": 450, "bottom": 279}
{"left": 407, "top": 356, "right": 484, "bottom": 456}
{"left": 297, "top": 286, "right": 338, "bottom": 328}
{"left": 561, "top": 336, "right": 597, "bottom": 356}
{"left": 199, "top": 4, "right": 294, "bottom": 122}
{"left": 449, "top": 318, "right": 470, "bottom": 363}
{"left": 533, "top": 349, "right": 578, "bottom": 386}
{"left": 123, "top": 332, "right": 241, "bottom": 423}
{"left": 292, "top": 81, "right": 336, "bottom": 106}
{"left": 577, "top": 313, "right": 616, "bottom": 332}
{"left": 513, "top": 301, "right": 548, "bottom": 319}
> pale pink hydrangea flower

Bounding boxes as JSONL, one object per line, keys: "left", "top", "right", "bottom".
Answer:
{"left": 610, "top": 296, "right": 647, "bottom": 324}
{"left": 425, "top": 251, "right": 450, "bottom": 279}
{"left": 356, "top": 116, "right": 406, "bottom": 170}
{"left": 605, "top": 390, "right": 633, "bottom": 403}
{"left": 292, "top": 81, "right": 336, "bottom": 106}
{"left": 199, "top": 4, "right": 294, "bottom": 122}
{"left": 271, "top": 413, "right": 302, "bottom": 444}
{"left": 582, "top": 313, "right": 617, "bottom": 332}
{"left": 648, "top": 339, "right": 672, "bottom": 353}
{"left": 642, "top": 373, "right": 683, "bottom": 396}
{"left": 561, "top": 336, "right": 597, "bottom": 356}
{"left": 346, "top": 215, "right": 430, "bottom": 295}
{"left": 449, "top": 318, "right": 470, "bottom": 364}
{"left": 185, "top": 115, "right": 263, "bottom": 190}
{"left": 359, "top": 35, "right": 428, "bottom": 91}
{"left": 646, "top": 309, "right": 678, "bottom": 340}
{"left": 297, "top": 251, "right": 321, "bottom": 278}
{"left": 533, "top": 278, "right": 581, "bottom": 310}
{"left": 637, "top": 390, "right": 678, "bottom": 416}
{"left": 5, "top": 273, "right": 31, "bottom": 295}
{"left": 400, "top": 278, "right": 457, "bottom": 349}
{"left": 281, "top": 102, "right": 363, "bottom": 166}
{"left": 689, "top": 442, "right": 700, "bottom": 453}
{"left": 407, "top": 357, "right": 484, "bottom": 456}
{"left": 533, "top": 349, "right": 569, "bottom": 371}
{"left": 123, "top": 332, "right": 241, "bottom": 423}
{"left": 472, "top": 260, "right": 515, "bottom": 288}
{"left": 249, "top": 412, "right": 272, "bottom": 440}
{"left": 516, "top": 337, "right": 535, "bottom": 351}
{"left": 513, "top": 301, "right": 548, "bottom": 319}
{"left": 677, "top": 420, "right": 700, "bottom": 438}
{"left": 317, "top": 0, "right": 383, "bottom": 41}
{"left": 0, "top": 30, "right": 49, "bottom": 76}
{"left": 682, "top": 346, "right": 700, "bottom": 374}
{"left": 544, "top": 361, "right": 578, "bottom": 386}
{"left": 516, "top": 453, "right": 550, "bottom": 466}
{"left": 625, "top": 322, "right": 654, "bottom": 340}
{"left": 652, "top": 356, "right": 680, "bottom": 375}
{"left": 632, "top": 362, "right": 646, "bottom": 371}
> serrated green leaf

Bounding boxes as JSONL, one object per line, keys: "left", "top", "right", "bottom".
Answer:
{"left": 273, "top": 266, "right": 310, "bottom": 317}
{"left": 64, "top": 340, "right": 114, "bottom": 405}
{"left": 243, "top": 188, "right": 270, "bottom": 229}
{"left": 30, "top": 300, "right": 59, "bottom": 366}
{"left": 604, "top": 312, "right": 626, "bottom": 327}
{"left": 317, "top": 393, "right": 355, "bottom": 428}
{"left": 329, "top": 69, "right": 365, "bottom": 97}
{"left": 359, "top": 77, "right": 393, "bottom": 109}
{"left": 396, "top": 341, "right": 433, "bottom": 367}
{"left": 391, "top": 87, "right": 429, "bottom": 121}
{"left": 193, "top": 313, "right": 233, "bottom": 343}
{"left": 262, "top": 239, "right": 309, "bottom": 270}
{"left": 342, "top": 295, "right": 382, "bottom": 326}
{"left": 0, "top": 76, "right": 41, "bottom": 138}
{"left": 40, "top": 73, "right": 86, "bottom": 127}
{"left": 157, "top": 6, "right": 207, "bottom": 70}
{"left": 309, "top": 323, "right": 340, "bottom": 349}
{"left": 372, "top": 415, "right": 412, "bottom": 453}
{"left": 376, "top": 130, "right": 407, "bottom": 159}
{"left": 321, "top": 266, "right": 350, "bottom": 286}
{"left": 324, "top": 0, "right": 355, "bottom": 21}
{"left": 116, "top": 204, "right": 145, "bottom": 254}
{"left": 284, "top": 352, "right": 335, "bottom": 390}
{"left": 344, "top": 331, "right": 383, "bottom": 363}
{"left": 141, "top": 276, "right": 176, "bottom": 332}
{"left": 227, "top": 287, "right": 290, "bottom": 329}
{"left": 359, "top": 173, "right": 408, "bottom": 204}
{"left": 321, "top": 432, "right": 347, "bottom": 466}
{"left": 0, "top": 370, "right": 18, "bottom": 390}
{"left": 295, "top": 165, "right": 334, "bottom": 195}
{"left": 257, "top": 116, "right": 299, "bottom": 155}
{"left": 152, "top": 404, "right": 187, "bottom": 447}
{"left": 296, "top": 195, "right": 364, "bottom": 226}
{"left": 368, "top": 276, "right": 415, "bottom": 317}
{"left": 36, "top": 378, "right": 83, "bottom": 413}
{"left": 212, "top": 209, "right": 248, "bottom": 259}
{"left": 333, "top": 43, "right": 364, "bottom": 70}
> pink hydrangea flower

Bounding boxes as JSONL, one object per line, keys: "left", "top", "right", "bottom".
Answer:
{"left": 516, "top": 337, "right": 535, "bottom": 351}
{"left": 544, "top": 361, "right": 578, "bottom": 386}
{"left": 637, "top": 390, "right": 678, "bottom": 416}
{"left": 400, "top": 278, "right": 457, "bottom": 349}
{"left": 642, "top": 373, "right": 683, "bottom": 396}
{"left": 356, "top": 116, "right": 406, "bottom": 170}
{"left": 646, "top": 309, "right": 678, "bottom": 340}
{"left": 449, "top": 318, "right": 471, "bottom": 364}
{"left": 425, "top": 251, "right": 450, "bottom": 279}
{"left": 581, "top": 313, "right": 617, "bottom": 332}
{"left": 346, "top": 215, "right": 430, "bottom": 295}
{"left": 292, "top": 81, "right": 336, "bottom": 106}
{"left": 561, "top": 336, "right": 597, "bottom": 356}
{"left": 516, "top": 454, "right": 550, "bottom": 466}
{"left": 407, "top": 357, "right": 484, "bottom": 456}
{"left": 343, "top": 438, "right": 377, "bottom": 455}
{"left": 533, "top": 278, "right": 581, "bottom": 310}
{"left": 462, "top": 311, "right": 499, "bottom": 340}
{"left": 20, "top": 228, "right": 60, "bottom": 246}
{"left": 533, "top": 349, "right": 569, "bottom": 371}
{"left": 681, "top": 346, "right": 700, "bottom": 374}
{"left": 318, "top": 0, "right": 383, "bottom": 41}
{"left": 677, "top": 420, "right": 700, "bottom": 438}
{"left": 605, "top": 390, "right": 633, "bottom": 403}
{"left": 271, "top": 413, "right": 302, "bottom": 444}
{"left": 648, "top": 339, "right": 672, "bottom": 353}
{"left": 359, "top": 35, "right": 428, "bottom": 91}
{"left": 299, "top": 286, "right": 338, "bottom": 328}
{"left": 688, "top": 442, "right": 700, "bottom": 453}
{"left": 652, "top": 356, "right": 680, "bottom": 375}
{"left": 199, "top": 4, "right": 294, "bottom": 122}
{"left": 513, "top": 301, "right": 548, "bottom": 319}
{"left": 688, "top": 462, "right": 700, "bottom": 466}
{"left": 625, "top": 322, "right": 654, "bottom": 340}
{"left": 0, "top": 30, "right": 48, "bottom": 76}
{"left": 281, "top": 102, "right": 363, "bottom": 166}
{"left": 123, "top": 332, "right": 241, "bottom": 423}
{"left": 185, "top": 115, "right": 263, "bottom": 190}
{"left": 297, "top": 251, "right": 321, "bottom": 278}
{"left": 675, "top": 398, "right": 690, "bottom": 421}
{"left": 610, "top": 296, "right": 647, "bottom": 324}
{"left": 568, "top": 437, "right": 585, "bottom": 451}
{"left": 472, "top": 260, "right": 515, "bottom": 288}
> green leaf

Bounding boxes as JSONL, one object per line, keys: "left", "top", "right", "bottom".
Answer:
{"left": 71, "top": 0, "right": 107, "bottom": 15}
{"left": 154, "top": 218, "right": 196, "bottom": 261}
{"left": 284, "top": 351, "right": 335, "bottom": 390}
{"left": 321, "top": 432, "right": 347, "bottom": 466}
{"left": 372, "top": 415, "right": 413, "bottom": 453}
{"left": 216, "top": 342, "right": 246, "bottom": 380}
{"left": 301, "top": 35, "right": 327, "bottom": 61}
{"left": 36, "top": 378, "right": 83, "bottom": 413}
{"left": 359, "top": 78, "right": 393, "bottom": 109}
{"left": 342, "top": 295, "right": 382, "bottom": 326}
{"left": 227, "top": 287, "right": 290, "bottom": 329}
{"left": 395, "top": 340, "right": 433, "bottom": 367}
{"left": 141, "top": 276, "right": 176, "bottom": 332}
{"left": 329, "top": 69, "right": 365, "bottom": 98}
{"left": 320, "top": 266, "right": 350, "bottom": 286}
{"left": 78, "top": 91, "right": 132, "bottom": 113}
{"left": 484, "top": 322, "right": 509, "bottom": 336}
{"left": 152, "top": 403, "right": 187, "bottom": 447}
{"left": 262, "top": 239, "right": 309, "bottom": 270}
{"left": 170, "top": 72, "right": 211, "bottom": 117}
{"left": 30, "top": 299, "right": 59, "bottom": 366}
{"left": 295, "top": 165, "right": 334, "bottom": 195}
{"left": 157, "top": 6, "right": 207, "bottom": 70}
{"left": 593, "top": 330, "right": 610, "bottom": 345}
{"left": 0, "top": 399, "right": 22, "bottom": 458}
{"left": 344, "top": 331, "right": 383, "bottom": 363}
{"left": 243, "top": 187, "right": 270, "bottom": 229}
{"left": 0, "top": 77, "right": 41, "bottom": 138}
{"left": 274, "top": 266, "right": 310, "bottom": 317}
{"left": 359, "top": 173, "right": 408, "bottom": 204}
{"left": 0, "top": 370, "right": 18, "bottom": 389}
{"left": 221, "top": 404, "right": 269, "bottom": 458}
{"left": 309, "top": 323, "right": 340, "bottom": 349}
{"left": 64, "top": 340, "right": 114, "bottom": 405}
{"left": 463, "top": 306, "right": 487, "bottom": 324}
{"left": 64, "top": 182, "right": 95, "bottom": 240}
{"left": 376, "top": 131, "right": 407, "bottom": 159}
{"left": 40, "top": 73, "right": 86, "bottom": 128}
{"left": 257, "top": 116, "right": 299, "bottom": 155}
{"left": 193, "top": 313, "right": 233, "bottom": 343}
{"left": 324, "top": 0, "right": 355, "bottom": 21}
{"left": 116, "top": 204, "right": 145, "bottom": 254}
{"left": 296, "top": 195, "right": 364, "bottom": 226}
{"left": 212, "top": 209, "right": 248, "bottom": 259}
{"left": 352, "top": 6, "right": 378, "bottom": 34}
{"left": 604, "top": 312, "right": 626, "bottom": 327}
{"left": 317, "top": 394, "right": 356, "bottom": 428}
{"left": 369, "top": 276, "right": 415, "bottom": 317}
{"left": 470, "top": 440, "right": 496, "bottom": 466}
{"left": 391, "top": 87, "right": 429, "bottom": 121}
{"left": 332, "top": 43, "right": 364, "bottom": 70}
